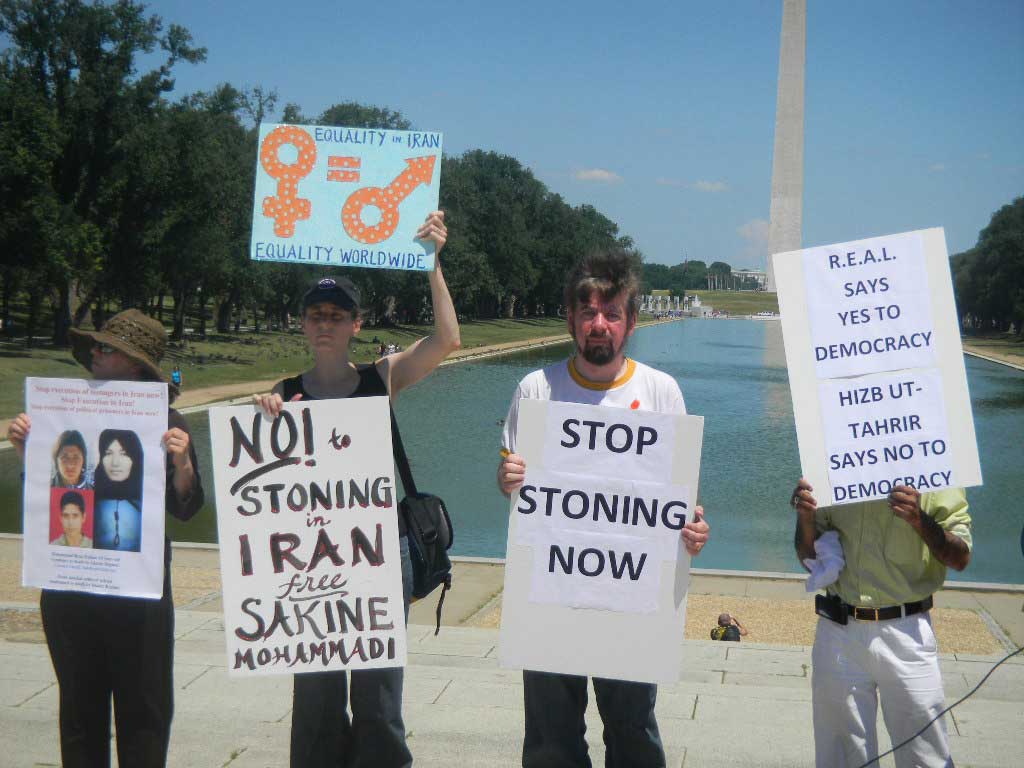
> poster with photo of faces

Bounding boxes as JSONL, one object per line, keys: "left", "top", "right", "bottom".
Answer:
{"left": 22, "top": 378, "right": 168, "bottom": 599}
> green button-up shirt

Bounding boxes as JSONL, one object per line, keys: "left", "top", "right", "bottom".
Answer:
{"left": 815, "top": 488, "right": 972, "bottom": 607}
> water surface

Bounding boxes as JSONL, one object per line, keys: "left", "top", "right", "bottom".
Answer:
{"left": 3, "top": 320, "right": 1022, "bottom": 584}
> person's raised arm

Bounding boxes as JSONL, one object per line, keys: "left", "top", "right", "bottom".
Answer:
{"left": 380, "top": 211, "right": 461, "bottom": 399}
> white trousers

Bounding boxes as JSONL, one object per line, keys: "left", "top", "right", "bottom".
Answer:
{"left": 812, "top": 612, "right": 952, "bottom": 768}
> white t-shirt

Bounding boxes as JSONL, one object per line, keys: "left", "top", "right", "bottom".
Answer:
{"left": 501, "top": 357, "right": 686, "bottom": 454}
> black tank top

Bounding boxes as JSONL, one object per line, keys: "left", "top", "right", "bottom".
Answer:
{"left": 280, "top": 364, "right": 388, "bottom": 402}
{"left": 280, "top": 365, "right": 405, "bottom": 533}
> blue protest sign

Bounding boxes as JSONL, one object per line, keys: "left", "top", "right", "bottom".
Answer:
{"left": 250, "top": 123, "right": 443, "bottom": 271}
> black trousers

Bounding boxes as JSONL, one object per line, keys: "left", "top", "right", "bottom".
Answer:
{"left": 289, "top": 536, "right": 414, "bottom": 768}
{"left": 40, "top": 567, "right": 175, "bottom": 768}
{"left": 522, "top": 671, "right": 666, "bottom": 768}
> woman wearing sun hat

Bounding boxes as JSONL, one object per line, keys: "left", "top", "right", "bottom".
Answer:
{"left": 7, "top": 308, "right": 204, "bottom": 767}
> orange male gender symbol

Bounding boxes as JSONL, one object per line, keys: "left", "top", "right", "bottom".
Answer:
{"left": 260, "top": 126, "right": 317, "bottom": 237}
{"left": 341, "top": 156, "right": 436, "bottom": 244}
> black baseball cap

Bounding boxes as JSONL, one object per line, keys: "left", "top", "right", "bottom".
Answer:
{"left": 302, "top": 277, "right": 361, "bottom": 313}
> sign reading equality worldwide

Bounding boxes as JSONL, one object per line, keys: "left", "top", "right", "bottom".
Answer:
{"left": 773, "top": 228, "right": 982, "bottom": 506}
{"left": 250, "top": 123, "right": 443, "bottom": 272}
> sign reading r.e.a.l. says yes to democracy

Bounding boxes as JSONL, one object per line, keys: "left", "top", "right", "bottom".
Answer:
{"left": 250, "top": 123, "right": 443, "bottom": 271}
{"left": 773, "top": 228, "right": 982, "bottom": 506}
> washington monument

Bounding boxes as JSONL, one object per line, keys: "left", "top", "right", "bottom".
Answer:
{"left": 766, "top": 0, "right": 806, "bottom": 292}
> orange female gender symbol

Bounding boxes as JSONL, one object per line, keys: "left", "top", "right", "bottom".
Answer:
{"left": 260, "top": 126, "right": 317, "bottom": 237}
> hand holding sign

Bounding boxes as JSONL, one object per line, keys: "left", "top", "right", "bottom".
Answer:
{"left": 498, "top": 452, "right": 527, "bottom": 496}
{"left": 682, "top": 507, "right": 708, "bottom": 556}
{"left": 6, "top": 412, "right": 30, "bottom": 460}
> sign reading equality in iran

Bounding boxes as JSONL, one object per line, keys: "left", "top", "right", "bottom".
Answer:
{"left": 500, "top": 400, "right": 704, "bottom": 684}
{"left": 209, "top": 397, "right": 406, "bottom": 677}
{"left": 250, "top": 123, "right": 443, "bottom": 272}
{"left": 773, "top": 228, "right": 982, "bottom": 506}
{"left": 22, "top": 377, "right": 168, "bottom": 599}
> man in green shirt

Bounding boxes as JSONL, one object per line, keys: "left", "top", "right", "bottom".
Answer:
{"left": 792, "top": 480, "right": 971, "bottom": 768}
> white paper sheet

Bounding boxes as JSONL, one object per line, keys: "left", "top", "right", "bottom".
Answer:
{"left": 210, "top": 396, "right": 407, "bottom": 677}
{"left": 22, "top": 377, "right": 168, "bottom": 599}
{"left": 529, "top": 530, "right": 663, "bottom": 614}
{"left": 541, "top": 401, "right": 676, "bottom": 483}
{"left": 803, "top": 231, "right": 936, "bottom": 379}
{"left": 818, "top": 368, "right": 954, "bottom": 503}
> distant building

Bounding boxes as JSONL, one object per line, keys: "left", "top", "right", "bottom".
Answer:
{"left": 734, "top": 269, "right": 768, "bottom": 290}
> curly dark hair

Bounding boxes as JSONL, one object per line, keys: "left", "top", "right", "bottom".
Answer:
{"left": 564, "top": 248, "right": 640, "bottom": 321}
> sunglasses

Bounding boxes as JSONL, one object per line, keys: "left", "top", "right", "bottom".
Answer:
{"left": 92, "top": 343, "right": 117, "bottom": 355}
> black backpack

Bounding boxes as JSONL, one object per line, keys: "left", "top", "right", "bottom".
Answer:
{"left": 390, "top": 410, "right": 453, "bottom": 635}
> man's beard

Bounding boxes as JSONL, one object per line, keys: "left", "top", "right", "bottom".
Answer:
{"left": 579, "top": 335, "right": 620, "bottom": 366}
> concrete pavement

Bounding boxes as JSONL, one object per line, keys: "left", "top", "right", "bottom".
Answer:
{"left": 2, "top": 612, "right": 1023, "bottom": 767}
{"left": 1, "top": 536, "right": 1022, "bottom": 767}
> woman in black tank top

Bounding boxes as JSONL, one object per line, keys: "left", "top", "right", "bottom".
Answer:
{"left": 253, "top": 211, "right": 460, "bottom": 768}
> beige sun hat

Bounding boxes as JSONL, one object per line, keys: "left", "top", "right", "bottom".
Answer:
{"left": 68, "top": 309, "right": 179, "bottom": 400}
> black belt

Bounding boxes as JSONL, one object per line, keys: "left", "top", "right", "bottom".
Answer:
{"left": 845, "top": 595, "right": 933, "bottom": 622}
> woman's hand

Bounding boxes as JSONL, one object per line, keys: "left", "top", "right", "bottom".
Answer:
{"left": 252, "top": 392, "right": 284, "bottom": 421}
{"left": 415, "top": 210, "right": 447, "bottom": 257}
{"left": 6, "top": 413, "right": 30, "bottom": 462}
{"left": 163, "top": 428, "right": 192, "bottom": 471}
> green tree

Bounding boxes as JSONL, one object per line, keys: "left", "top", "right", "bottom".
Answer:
{"left": 0, "top": 0, "right": 205, "bottom": 343}
{"left": 952, "top": 196, "right": 1024, "bottom": 334}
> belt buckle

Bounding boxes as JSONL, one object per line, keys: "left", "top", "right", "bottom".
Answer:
{"left": 855, "top": 606, "right": 879, "bottom": 621}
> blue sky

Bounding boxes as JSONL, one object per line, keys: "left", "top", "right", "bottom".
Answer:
{"left": 147, "top": 0, "right": 1023, "bottom": 269}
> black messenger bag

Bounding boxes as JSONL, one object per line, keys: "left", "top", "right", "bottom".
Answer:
{"left": 390, "top": 410, "right": 453, "bottom": 635}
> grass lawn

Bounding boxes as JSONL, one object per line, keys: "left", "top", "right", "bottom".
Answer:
{"left": 688, "top": 290, "right": 779, "bottom": 315}
{"left": 960, "top": 331, "right": 1024, "bottom": 363}
{"left": 0, "top": 316, "right": 570, "bottom": 420}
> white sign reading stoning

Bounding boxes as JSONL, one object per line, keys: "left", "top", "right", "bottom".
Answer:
{"left": 22, "top": 377, "right": 168, "bottom": 599}
{"left": 500, "top": 400, "right": 704, "bottom": 684}
{"left": 773, "top": 227, "right": 982, "bottom": 506}
{"left": 209, "top": 397, "right": 406, "bottom": 677}
{"left": 514, "top": 469, "right": 689, "bottom": 613}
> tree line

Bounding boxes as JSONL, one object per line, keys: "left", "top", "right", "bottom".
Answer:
{"left": 0, "top": 0, "right": 641, "bottom": 347}
{"left": 952, "top": 196, "right": 1024, "bottom": 335}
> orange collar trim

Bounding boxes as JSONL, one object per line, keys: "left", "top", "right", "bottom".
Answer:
{"left": 568, "top": 358, "right": 636, "bottom": 391}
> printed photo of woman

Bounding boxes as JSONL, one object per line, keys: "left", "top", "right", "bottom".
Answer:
{"left": 92, "top": 429, "right": 144, "bottom": 552}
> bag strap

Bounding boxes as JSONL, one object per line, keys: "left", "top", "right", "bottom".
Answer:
{"left": 434, "top": 574, "right": 451, "bottom": 636}
{"left": 389, "top": 405, "right": 419, "bottom": 497}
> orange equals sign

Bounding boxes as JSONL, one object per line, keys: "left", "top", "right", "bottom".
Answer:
{"left": 327, "top": 156, "right": 360, "bottom": 182}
